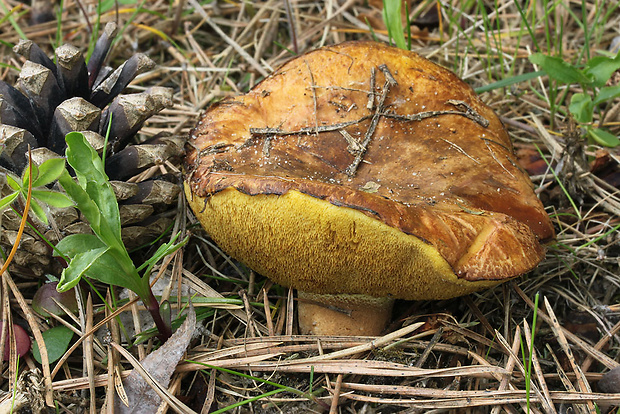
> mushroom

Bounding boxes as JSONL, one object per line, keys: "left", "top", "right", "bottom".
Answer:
{"left": 184, "top": 41, "right": 554, "bottom": 336}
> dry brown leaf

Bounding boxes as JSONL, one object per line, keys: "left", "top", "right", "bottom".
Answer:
{"left": 114, "top": 305, "right": 196, "bottom": 413}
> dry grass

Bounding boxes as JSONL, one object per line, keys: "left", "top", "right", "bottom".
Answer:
{"left": 1, "top": 0, "right": 620, "bottom": 412}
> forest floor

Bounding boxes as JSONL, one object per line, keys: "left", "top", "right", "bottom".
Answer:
{"left": 1, "top": 0, "right": 620, "bottom": 413}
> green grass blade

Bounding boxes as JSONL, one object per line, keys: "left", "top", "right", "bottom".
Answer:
{"left": 211, "top": 388, "right": 286, "bottom": 414}
{"left": 535, "top": 145, "right": 582, "bottom": 220}
{"left": 579, "top": 223, "right": 620, "bottom": 249}
{"left": 474, "top": 70, "right": 544, "bottom": 93}
{"left": 383, "top": 0, "right": 407, "bottom": 50}
{"left": 513, "top": 0, "right": 539, "bottom": 52}
{"left": 527, "top": 292, "right": 540, "bottom": 411}
{"left": 0, "top": 2, "right": 27, "bottom": 40}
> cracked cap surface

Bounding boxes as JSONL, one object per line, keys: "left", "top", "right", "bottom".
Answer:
{"left": 185, "top": 41, "right": 554, "bottom": 299}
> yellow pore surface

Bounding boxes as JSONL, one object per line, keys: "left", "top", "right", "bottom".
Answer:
{"left": 186, "top": 184, "right": 500, "bottom": 300}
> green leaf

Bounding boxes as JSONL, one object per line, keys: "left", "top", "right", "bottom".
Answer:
{"left": 0, "top": 192, "right": 18, "bottom": 211}
{"left": 32, "top": 325, "right": 74, "bottom": 364}
{"left": 64, "top": 132, "right": 122, "bottom": 245}
{"left": 55, "top": 234, "right": 106, "bottom": 258}
{"left": 59, "top": 133, "right": 159, "bottom": 306}
{"left": 27, "top": 197, "right": 49, "bottom": 225}
{"left": 584, "top": 52, "right": 620, "bottom": 87}
{"left": 587, "top": 127, "right": 620, "bottom": 147}
{"left": 137, "top": 233, "right": 188, "bottom": 274}
{"left": 85, "top": 249, "right": 147, "bottom": 294}
{"left": 65, "top": 133, "right": 108, "bottom": 186}
{"left": 59, "top": 133, "right": 149, "bottom": 299}
{"left": 569, "top": 93, "right": 593, "bottom": 123}
{"left": 58, "top": 246, "right": 110, "bottom": 291}
{"left": 55, "top": 235, "right": 145, "bottom": 295}
{"left": 58, "top": 170, "right": 102, "bottom": 236}
{"left": 6, "top": 173, "right": 20, "bottom": 191}
{"left": 528, "top": 53, "right": 591, "bottom": 85}
{"left": 32, "top": 158, "right": 66, "bottom": 187}
{"left": 84, "top": 179, "right": 120, "bottom": 238}
{"left": 593, "top": 85, "right": 620, "bottom": 106}
{"left": 32, "top": 189, "right": 74, "bottom": 208}
{"left": 21, "top": 161, "right": 39, "bottom": 187}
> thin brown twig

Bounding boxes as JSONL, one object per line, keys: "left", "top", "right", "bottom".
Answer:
{"left": 187, "top": 0, "right": 270, "bottom": 78}
{"left": 513, "top": 283, "right": 618, "bottom": 369}
{"left": 84, "top": 294, "right": 96, "bottom": 414}
{"left": 491, "top": 326, "right": 521, "bottom": 414}
{"left": 3, "top": 270, "right": 54, "bottom": 406}
{"left": 523, "top": 319, "right": 556, "bottom": 414}
{"left": 329, "top": 374, "right": 343, "bottom": 414}
{"left": 543, "top": 297, "right": 597, "bottom": 413}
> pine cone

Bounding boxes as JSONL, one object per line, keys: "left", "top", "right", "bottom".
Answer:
{"left": 0, "top": 22, "right": 184, "bottom": 276}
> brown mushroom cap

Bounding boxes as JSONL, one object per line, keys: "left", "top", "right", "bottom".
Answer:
{"left": 185, "top": 41, "right": 554, "bottom": 303}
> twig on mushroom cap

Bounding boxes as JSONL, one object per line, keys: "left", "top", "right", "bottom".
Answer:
{"left": 248, "top": 117, "right": 372, "bottom": 137}
{"left": 345, "top": 74, "right": 392, "bottom": 177}
{"left": 382, "top": 100, "right": 489, "bottom": 127}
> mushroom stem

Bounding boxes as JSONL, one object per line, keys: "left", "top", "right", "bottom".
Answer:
{"left": 297, "top": 292, "right": 394, "bottom": 336}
